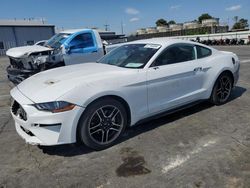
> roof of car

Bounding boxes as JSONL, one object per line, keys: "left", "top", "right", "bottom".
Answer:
{"left": 126, "top": 37, "right": 217, "bottom": 51}
{"left": 60, "top": 29, "right": 93, "bottom": 34}
{"left": 128, "top": 38, "right": 197, "bottom": 47}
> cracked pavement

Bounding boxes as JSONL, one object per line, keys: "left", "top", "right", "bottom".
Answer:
{"left": 0, "top": 46, "right": 250, "bottom": 188}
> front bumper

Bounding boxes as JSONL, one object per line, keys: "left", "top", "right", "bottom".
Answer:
{"left": 10, "top": 87, "right": 85, "bottom": 146}
{"left": 7, "top": 65, "right": 37, "bottom": 85}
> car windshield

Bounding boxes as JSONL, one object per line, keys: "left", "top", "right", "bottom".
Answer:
{"left": 98, "top": 44, "right": 161, "bottom": 68}
{"left": 45, "top": 33, "right": 71, "bottom": 49}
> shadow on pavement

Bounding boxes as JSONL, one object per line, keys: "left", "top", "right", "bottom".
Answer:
{"left": 40, "top": 86, "right": 246, "bottom": 157}
{"left": 229, "top": 86, "right": 247, "bottom": 102}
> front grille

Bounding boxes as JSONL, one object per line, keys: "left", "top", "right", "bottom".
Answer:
{"left": 11, "top": 100, "right": 27, "bottom": 121}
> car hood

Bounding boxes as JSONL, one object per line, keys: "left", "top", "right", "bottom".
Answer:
{"left": 6, "top": 45, "right": 52, "bottom": 58}
{"left": 16, "top": 63, "right": 131, "bottom": 103}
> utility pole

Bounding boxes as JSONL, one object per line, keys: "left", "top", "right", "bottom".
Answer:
{"left": 233, "top": 16, "right": 238, "bottom": 24}
{"left": 104, "top": 22, "right": 110, "bottom": 31}
{"left": 121, "top": 21, "right": 124, "bottom": 34}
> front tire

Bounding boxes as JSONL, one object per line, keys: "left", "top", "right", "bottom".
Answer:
{"left": 210, "top": 72, "right": 233, "bottom": 105}
{"left": 78, "top": 98, "right": 127, "bottom": 150}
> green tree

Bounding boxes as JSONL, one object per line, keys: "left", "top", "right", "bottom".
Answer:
{"left": 198, "top": 13, "right": 212, "bottom": 23}
{"left": 232, "top": 18, "right": 249, "bottom": 30}
{"left": 156, "top": 19, "right": 168, "bottom": 26}
{"left": 168, "top": 20, "right": 176, "bottom": 25}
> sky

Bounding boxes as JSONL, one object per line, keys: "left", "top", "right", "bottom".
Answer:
{"left": 0, "top": 0, "right": 249, "bottom": 35}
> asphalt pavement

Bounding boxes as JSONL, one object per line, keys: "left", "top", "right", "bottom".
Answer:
{"left": 0, "top": 46, "right": 250, "bottom": 188}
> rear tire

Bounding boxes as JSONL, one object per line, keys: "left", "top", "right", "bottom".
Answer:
{"left": 77, "top": 98, "right": 127, "bottom": 150}
{"left": 210, "top": 72, "right": 233, "bottom": 105}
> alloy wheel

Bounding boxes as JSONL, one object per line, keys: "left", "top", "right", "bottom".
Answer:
{"left": 88, "top": 105, "right": 124, "bottom": 145}
{"left": 216, "top": 75, "right": 232, "bottom": 103}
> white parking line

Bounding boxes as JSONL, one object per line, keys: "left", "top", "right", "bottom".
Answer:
{"left": 0, "top": 94, "right": 10, "bottom": 99}
{"left": 241, "top": 59, "right": 250, "bottom": 64}
{"left": 161, "top": 139, "right": 217, "bottom": 174}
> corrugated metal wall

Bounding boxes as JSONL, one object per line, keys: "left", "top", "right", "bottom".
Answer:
{"left": 0, "top": 26, "right": 55, "bottom": 55}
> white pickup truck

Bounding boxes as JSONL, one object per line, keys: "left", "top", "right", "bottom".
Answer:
{"left": 6, "top": 29, "right": 110, "bottom": 84}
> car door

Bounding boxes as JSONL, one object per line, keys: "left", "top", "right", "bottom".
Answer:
{"left": 64, "top": 32, "right": 103, "bottom": 65}
{"left": 147, "top": 43, "right": 206, "bottom": 114}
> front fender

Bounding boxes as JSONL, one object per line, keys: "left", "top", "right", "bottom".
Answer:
{"left": 57, "top": 82, "right": 146, "bottom": 126}
{"left": 60, "top": 85, "right": 131, "bottom": 107}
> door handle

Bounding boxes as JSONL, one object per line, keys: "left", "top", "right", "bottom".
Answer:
{"left": 91, "top": 50, "right": 98, "bottom": 53}
{"left": 153, "top": 66, "right": 159, "bottom": 70}
{"left": 193, "top": 67, "right": 202, "bottom": 72}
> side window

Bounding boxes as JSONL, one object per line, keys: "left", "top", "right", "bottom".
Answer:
{"left": 70, "top": 33, "right": 94, "bottom": 49}
{"left": 154, "top": 45, "right": 195, "bottom": 66}
{"left": 196, "top": 45, "right": 212, "bottom": 59}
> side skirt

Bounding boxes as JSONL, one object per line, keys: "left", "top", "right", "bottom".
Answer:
{"left": 133, "top": 100, "right": 207, "bottom": 126}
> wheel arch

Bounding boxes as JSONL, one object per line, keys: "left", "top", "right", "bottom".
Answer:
{"left": 215, "top": 69, "right": 234, "bottom": 86}
{"left": 75, "top": 94, "right": 132, "bottom": 143}
{"left": 209, "top": 68, "right": 234, "bottom": 98}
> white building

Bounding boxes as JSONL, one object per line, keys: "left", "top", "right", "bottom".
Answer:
{"left": 169, "top": 24, "right": 183, "bottom": 31}
{"left": 156, "top": 26, "right": 169, "bottom": 32}
{"left": 136, "top": 28, "right": 147, "bottom": 35}
{"left": 183, "top": 21, "right": 200, "bottom": 29}
{"left": 146, "top": 27, "right": 158, "bottom": 34}
{"left": 202, "top": 18, "right": 219, "bottom": 27}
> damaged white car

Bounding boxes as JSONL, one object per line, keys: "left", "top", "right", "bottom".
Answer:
{"left": 6, "top": 29, "right": 105, "bottom": 84}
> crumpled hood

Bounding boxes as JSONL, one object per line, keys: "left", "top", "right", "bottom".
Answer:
{"left": 6, "top": 45, "right": 52, "bottom": 58}
{"left": 16, "top": 63, "right": 129, "bottom": 103}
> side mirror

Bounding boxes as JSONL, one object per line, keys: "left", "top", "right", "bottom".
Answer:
{"left": 65, "top": 45, "right": 72, "bottom": 54}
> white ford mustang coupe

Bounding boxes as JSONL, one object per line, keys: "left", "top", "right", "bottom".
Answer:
{"left": 10, "top": 39, "right": 240, "bottom": 150}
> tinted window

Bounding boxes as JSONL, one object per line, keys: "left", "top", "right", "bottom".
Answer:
{"left": 70, "top": 33, "right": 94, "bottom": 49}
{"left": 196, "top": 45, "right": 212, "bottom": 59}
{"left": 154, "top": 45, "right": 195, "bottom": 66}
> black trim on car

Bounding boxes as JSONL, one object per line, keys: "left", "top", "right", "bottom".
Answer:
{"left": 195, "top": 45, "right": 212, "bottom": 59}
{"left": 134, "top": 100, "right": 206, "bottom": 126}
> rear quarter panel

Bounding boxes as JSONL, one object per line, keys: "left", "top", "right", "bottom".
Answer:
{"left": 203, "top": 50, "right": 239, "bottom": 99}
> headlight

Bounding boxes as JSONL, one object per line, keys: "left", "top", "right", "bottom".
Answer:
{"left": 33, "top": 101, "right": 75, "bottom": 113}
